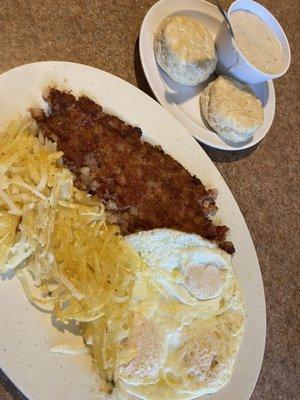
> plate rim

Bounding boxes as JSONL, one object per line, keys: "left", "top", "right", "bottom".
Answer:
{"left": 139, "top": 0, "right": 276, "bottom": 151}
{"left": 0, "top": 60, "right": 266, "bottom": 400}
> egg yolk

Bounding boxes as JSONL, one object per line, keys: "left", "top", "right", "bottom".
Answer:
{"left": 184, "top": 264, "right": 224, "bottom": 300}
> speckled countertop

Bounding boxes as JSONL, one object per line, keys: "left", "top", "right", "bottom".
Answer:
{"left": 0, "top": 1, "right": 299, "bottom": 399}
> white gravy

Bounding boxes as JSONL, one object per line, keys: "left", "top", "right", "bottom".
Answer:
{"left": 230, "top": 10, "right": 285, "bottom": 74}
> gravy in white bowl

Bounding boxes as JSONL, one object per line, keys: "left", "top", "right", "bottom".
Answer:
{"left": 230, "top": 10, "right": 285, "bottom": 74}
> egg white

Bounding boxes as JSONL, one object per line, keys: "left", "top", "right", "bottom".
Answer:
{"left": 125, "top": 229, "right": 235, "bottom": 322}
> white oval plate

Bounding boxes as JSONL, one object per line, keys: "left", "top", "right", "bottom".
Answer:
{"left": 139, "top": 0, "right": 275, "bottom": 151}
{"left": 0, "top": 61, "right": 265, "bottom": 400}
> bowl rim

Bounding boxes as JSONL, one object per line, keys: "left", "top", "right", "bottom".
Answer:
{"left": 228, "top": 0, "right": 291, "bottom": 79}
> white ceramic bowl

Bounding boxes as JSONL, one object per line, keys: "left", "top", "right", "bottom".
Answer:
{"left": 215, "top": 0, "right": 291, "bottom": 84}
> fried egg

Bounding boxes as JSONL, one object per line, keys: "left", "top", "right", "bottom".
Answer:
{"left": 125, "top": 229, "right": 235, "bottom": 322}
{"left": 115, "top": 290, "right": 244, "bottom": 400}
{"left": 163, "top": 308, "right": 244, "bottom": 397}
{"left": 125, "top": 229, "right": 230, "bottom": 300}
{"left": 114, "top": 229, "right": 245, "bottom": 400}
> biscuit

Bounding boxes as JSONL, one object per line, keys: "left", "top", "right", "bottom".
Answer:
{"left": 200, "top": 76, "right": 264, "bottom": 142}
{"left": 154, "top": 16, "right": 217, "bottom": 86}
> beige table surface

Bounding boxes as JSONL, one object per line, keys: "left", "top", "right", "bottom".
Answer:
{"left": 0, "top": 1, "right": 299, "bottom": 399}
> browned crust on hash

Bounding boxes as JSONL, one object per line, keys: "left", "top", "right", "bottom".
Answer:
{"left": 31, "top": 88, "right": 234, "bottom": 254}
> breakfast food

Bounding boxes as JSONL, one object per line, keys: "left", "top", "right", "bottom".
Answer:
{"left": 154, "top": 16, "right": 217, "bottom": 85}
{"left": 125, "top": 229, "right": 239, "bottom": 325}
{"left": 125, "top": 229, "right": 234, "bottom": 305}
{"left": 0, "top": 120, "right": 143, "bottom": 323}
{"left": 114, "top": 229, "right": 244, "bottom": 399}
{"left": 114, "top": 309, "right": 244, "bottom": 400}
{"left": 31, "top": 88, "right": 234, "bottom": 254}
{"left": 230, "top": 10, "right": 285, "bottom": 75}
{"left": 200, "top": 75, "right": 264, "bottom": 143}
{"left": 0, "top": 92, "right": 244, "bottom": 399}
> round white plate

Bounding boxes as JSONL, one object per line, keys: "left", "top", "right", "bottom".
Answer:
{"left": 0, "top": 61, "right": 265, "bottom": 400}
{"left": 139, "top": 0, "right": 275, "bottom": 151}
